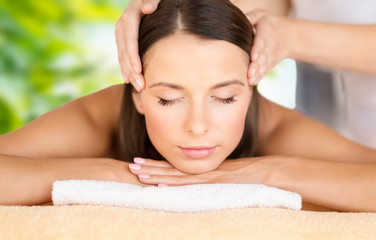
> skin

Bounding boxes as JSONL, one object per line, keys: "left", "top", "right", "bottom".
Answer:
{"left": 1, "top": 33, "right": 376, "bottom": 211}
{"left": 247, "top": 9, "right": 376, "bottom": 84}
{"left": 132, "top": 34, "right": 252, "bottom": 174}
{"left": 116, "top": 0, "right": 376, "bottom": 86}
{"left": 115, "top": 0, "right": 162, "bottom": 91}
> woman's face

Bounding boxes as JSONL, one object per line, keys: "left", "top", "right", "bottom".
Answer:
{"left": 133, "top": 33, "right": 252, "bottom": 174}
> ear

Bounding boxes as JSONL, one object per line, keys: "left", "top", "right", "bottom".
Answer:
{"left": 132, "top": 92, "right": 145, "bottom": 115}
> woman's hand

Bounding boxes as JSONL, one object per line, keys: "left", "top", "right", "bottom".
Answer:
{"left": 128, "top": 157, "right": 281, "bottom": 186}
{"left": 115, "top": 0, "right": 161, "bottom": 91}
{"left": 246, "top": 9, "right": 293, "bottom": 85}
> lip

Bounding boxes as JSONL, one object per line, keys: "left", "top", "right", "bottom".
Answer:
{"left": 178, "top": 146, "right": 216, "bottom": 159}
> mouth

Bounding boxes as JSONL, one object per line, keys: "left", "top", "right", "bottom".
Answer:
{"left": 178, "top": 146, "right": 217, "bottom": 159}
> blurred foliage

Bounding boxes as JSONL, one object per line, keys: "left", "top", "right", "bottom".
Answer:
{"left": 0, "top": 0, "right": 129, "bottom": 134}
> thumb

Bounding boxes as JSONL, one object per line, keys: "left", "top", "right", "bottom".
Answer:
{"left": 142, "top": 0, "right": 161, "bottom": 14}
{"left": 245, "top": 9, "right": 267, "bottom": 25}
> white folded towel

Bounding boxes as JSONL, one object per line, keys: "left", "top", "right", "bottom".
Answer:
{"left": 52, "top": 180, "right": 302, "bottom": 212}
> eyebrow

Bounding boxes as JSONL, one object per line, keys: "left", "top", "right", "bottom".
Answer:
{"left": 148, "top": 79, "right": 245, "bottom": 90}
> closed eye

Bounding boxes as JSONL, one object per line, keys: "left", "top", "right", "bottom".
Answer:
{"left": 214, "top": 96, "right": 237, "bottom": 104}
{"left": 158, "top": 96, "right": 237, "bottom": 106}
{"left": 158, "top": 98, "right": 179, "bottom": 106}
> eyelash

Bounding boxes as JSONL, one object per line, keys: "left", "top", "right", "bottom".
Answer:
{"left": 158, "top": 97, "right": 237, "bottom": 106}
{"left": 216, "top": 97, "right": 237, "bottom": 104}
{"left": 158, "top": 98, "right": 177, "bottom": 106}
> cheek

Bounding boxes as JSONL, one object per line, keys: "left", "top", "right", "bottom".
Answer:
{"left": 144, "top": 109, "right": 172, "bottom": 142}
{"left": 216, "top": 101, "right": 249, "bottom": 146}
{"left": 142, "top": 102, "right": 182, "bottom": 155}
{"left": 214, "top": 91, "right": 251, "bottom": 137}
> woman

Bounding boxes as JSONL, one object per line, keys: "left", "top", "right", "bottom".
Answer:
{"left": 1, "top": 0, "right": 376, "bottom": 212}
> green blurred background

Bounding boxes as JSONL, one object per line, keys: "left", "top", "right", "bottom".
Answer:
{"left": 0, "top": 0, "right": 296, "bottom": 135}
{"left": 0, "top": 0, "right": 129, "bottom": 134}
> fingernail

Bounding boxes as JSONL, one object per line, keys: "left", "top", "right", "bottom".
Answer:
{"left": 158, "top": 184, "right": 168, "bottom": 187}
{"left": 135, "top": 77, "right": 143, "bottom": 91}
{"left": 133, "top": 78, "right": 141, "bottom": 91}
{"left": 134, "top": 157, "right": 146, "bottom": 164}
{"left": 253, "top": 53, "right": 258, "bottom": 61}
{"left": 250, "top": 67, "right": 256, "bottom": 76}
{"left": 129, "top": 164, "right": 141, "bottom": 170}
{"left": 143, "top": 2, "right": 153, "bottom": 9}
{"left": 253, "top": 77, "right": 259, "bottom": 85}
{"left": 138, "top": 174, "right": 150, "bottom": 179}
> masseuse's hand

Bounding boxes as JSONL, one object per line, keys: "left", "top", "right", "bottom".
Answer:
{"left": 128, "top": 157, "right": 278, "bottom": 186}
{"left": 246, "top": 9, "right": 292, "bottom": 85}
{"left": 115, "top": 0, "right": 161, "bottom": 91}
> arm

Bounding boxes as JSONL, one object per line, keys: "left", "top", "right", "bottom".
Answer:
{"left": 257, "top": 96, "right": 376, "bottom": 163}
{"left": 271, "top": 156, "right": 376, "bottom": 212}
{"left": 127, "top": 155, "right": 376, "bottom": 212}
{"left": 248, "top": 11, "right": 376, "bottom": 84}
{"left": 0, "top": 85, "right": 122, "bottom": 159}
{"left": 0, "top": 155, "right": 142, "bottom": 205}
{"left": 290, "top": 20, "right": 376, "bottom": 75}
{"left": 256, "top": 96, "right": 376, "bottom": 211}
{"left": 0, "top": 85, "right": 143, "bottom": 205}
{"left": 115, "top": 0, "right": 161, "bottom": 91}
{"left": 127, "top": 96, "right": 376, "bottom": 212}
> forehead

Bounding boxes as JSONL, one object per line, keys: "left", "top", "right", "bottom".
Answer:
{"left": 143, "top": 33, "right": 249, "bottom": 88}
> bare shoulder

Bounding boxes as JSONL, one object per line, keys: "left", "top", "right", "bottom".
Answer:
{"left": 256, "top": 95, "right": 376, "bottom": 162}
{"left": 0, "top": 84, "right": 125, "bottom": 159}
{"left": 256, "top": 95, "right": 295, "bottom": 142}
{"left": 256, "top": 94, "right": 314, "bottom": 155}
{"left": 79, "top": 84, "right": 124, "bottom": 130}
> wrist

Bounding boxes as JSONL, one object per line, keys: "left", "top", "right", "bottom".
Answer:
{"left": 261, "top": 155, "right": 296, "bottom": 191}
{"left": 282, "top": 17, "right": 299, "bottom": 60}
{"left": 48, "top": 158, "right": 110, "bottom": 181}
{"left": 57, "top": 158, "right": 145, "bottom": 186}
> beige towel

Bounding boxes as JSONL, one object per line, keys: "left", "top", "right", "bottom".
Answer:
{"left": 1, "top": 205, "right": 376, "bottom": 240}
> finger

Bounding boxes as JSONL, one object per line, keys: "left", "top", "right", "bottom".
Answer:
{"left": 250, "top": 70, "right": 263, "bottom": 86}
{"left": 124, "top": 39, "right": 145, "bottom": 91}
{"left": 248, "top": 53, "right": 267, "bottom": 85}
{"left": 134, "top": 157, "right": 175, "bottom": 168}
{"left": 129, "top": 164, "right": 187, "bottom": 177}
{"left": 123, "top": 16, "right": 143, "bottom": 75}
{"left": 118, "top": 50, "right": 132, "bottom": 84}
{"left": 253, "top": 54, "right": 267, "bottom": 83}
{"left": 245, "top": 9, "right": 266, "bottom": 25}
{"left": 142, "top": 0, "right": 161, "bottom": 14}
{"left": 137, "top": 174, "right": 208, "bottom": 186}
{"left": 115, "top": 22, "right": 130, "bottom": 83}
{"left": 247, "top": 64, "right": 257, "bottom": 86}
{"left": 129, "top": 72, "right": 144, "bottom": 92}
{"left": 252, "top": 74, "right": 263, "bottom": 85}
{"left": 256, "top": 52, "right": 267, "bottom": 67}
{"left": 116, "top": 11, "right": 144, "bottom": 81}
{"left": 251, "top": 34, "right": 265, "bottom": 62}
{"left": 258, "top": 64, "right": 270, "bottom": 81}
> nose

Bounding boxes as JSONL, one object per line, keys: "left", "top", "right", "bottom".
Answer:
{"left": 184, "top": 102, "right": 209, "bottom": 135}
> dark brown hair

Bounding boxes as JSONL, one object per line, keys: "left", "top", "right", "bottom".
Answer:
{"left": 119, "top": 0, "right": 259, "bottom": 162}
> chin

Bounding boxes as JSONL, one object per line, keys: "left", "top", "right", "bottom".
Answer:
{"left": 172, "top": 160, "right": 220, "bottom": 175}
